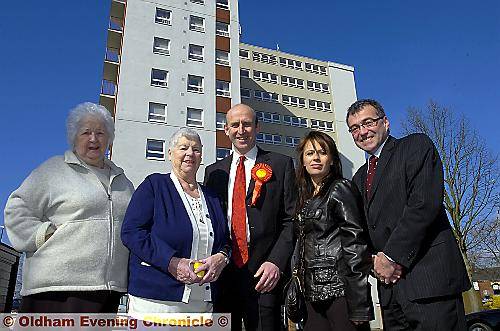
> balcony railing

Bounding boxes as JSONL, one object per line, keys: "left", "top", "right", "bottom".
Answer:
{"left": 101, "top": 80, "right": 116, "bottom": 96}
{"left": 105, "top": 47, "right": 120, "bottom": 63}
{"left": 109, "top": 16, "right": 123, "bottom": 32}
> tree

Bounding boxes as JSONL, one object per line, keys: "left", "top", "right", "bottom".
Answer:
{"left": 401, "top": 101, "right": 500, "bottom": 275}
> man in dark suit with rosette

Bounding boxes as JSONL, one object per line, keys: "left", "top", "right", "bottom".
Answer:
{"left": 347, "top": 99, "right": 471, "bottom": 330}
{"left": 204, "top": 103, "right": 296, "bottom": 331}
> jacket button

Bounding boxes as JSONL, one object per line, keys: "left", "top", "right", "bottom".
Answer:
{"left": 205, "top": 286, "right": 210, "bottom": 290}
{"left": 371, "top": 225, "right": 376, "bottom": 229}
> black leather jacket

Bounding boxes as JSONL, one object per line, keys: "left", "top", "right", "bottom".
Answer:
{"left": 296, "top": 179, "right": 373, "bottom": 321}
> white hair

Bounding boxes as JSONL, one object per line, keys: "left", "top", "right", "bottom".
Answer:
{"left": 169, "top": 128, "right": 202, "bottom": 150}
{"left": 66, "top": 102, "right": 115, "bottom": 148}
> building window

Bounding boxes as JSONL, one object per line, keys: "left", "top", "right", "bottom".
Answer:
{"left": 307, "top": 81, "right": 329, "bottom": 93}
{"left": 216, "top": 21, "right": 230, "bottom": 37}
{"left": 187, "top": 75, "right": 204, "bottom": 93}
{"left": 282, "top": 95, "right": 306, "bottom": 108}
{"left": 216, "top": 112, "right": 226, "bottom": 130}
{"left": 279, "top": 57, "right": 302, "bottom": 70}
{"left": 311, "top": 119, "right": 334, "bottom": 131}
{"left": 155, "top": 8, "right": 171, "bottom": 25}
{"left": 148, "top": 102, "right": 167, "bottom": 123}
{"left": 151, "top": 69, "right": 168, "bottom": 87}
{"left": 305, "top": 63, "right": 327, "bottom": 75}
{"left": 216, "top": 148, "right": 231, "bottom": 160}
{"left": 253, "top": 70, "right": 278, "bottom": 84}
{"left": 239, "top": 49, "right": 249, "bottom": 59}
{"left": 240, "top": 68, "right": 250, "bottom": 78}
{"left": 190, "top": 0, "right": 204, "bottom": 4}
{"left": 153, "top": 37, "right": 170, "bottom": 56}
{"left": 146, "top": 139, "right": 165, "bottom": 160}
{"left": 254, "top": 90, "right": 279, "bottom": 103}
{"left": 281, "top": 76, "right": 304, "bottom": 88}
{"left": 309, "top": 99, "right": 331, "bottom": 112}
{"left": 188, "top": 44, "right": 204, "bottom": 62}
{"left": 187, "top": 108, "right": 203, "bottom": 127}
{"left": 283, "top": 115, "right": 307, "bottom": 127}
{"left": 241, "top": 88, "right": 251, "bottom": 99}
{"left": 256, "top": 111, "right": 280, "bottom": 124}
{"left": 216, "top": 0, "right": 229, "bottom": 10}
{"left": 189, "top": 15, "right": 205, "bottom": 32}
{"left": 216, "top": 80, "right": 230, "bottom": 97}
{"left": 216, "top": 50, "right": 230, "bottom": 66}
{"left": 285, "top": 136, "right": 301, "bottom": 147}
{"left": 252, "top": 51, "right": 277, "bottom": 64}
{"left": 257, "top": 133, "right": 282, "bottom": 145}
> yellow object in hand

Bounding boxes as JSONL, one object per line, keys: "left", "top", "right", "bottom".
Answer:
{"left": 193, "top": 262, "right": 205, "bottom": 278}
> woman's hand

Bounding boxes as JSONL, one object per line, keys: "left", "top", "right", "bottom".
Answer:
{"left": 196, "top": 253, "right": 228, "bottom": 285}
{"left": 168, "top": 257, "right": 200, "bottom": 284}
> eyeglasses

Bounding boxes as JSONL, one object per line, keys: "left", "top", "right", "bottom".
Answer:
{"left": 348, "top": 116, "right": 384, "bottom": 134}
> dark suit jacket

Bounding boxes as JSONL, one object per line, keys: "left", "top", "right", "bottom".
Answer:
{"left": 352, "top": 134, "right": 470, "bottom": 304}
{"left": 204, "top": 147, "right": 296, "bottom": 274}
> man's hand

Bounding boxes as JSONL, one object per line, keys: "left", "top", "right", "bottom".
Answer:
{"left": 167, "top": 257, "right": 200, "bottom": 284}
{"left": 197, "top": 253, "right": 227, "bottom": 285}
{"left": 254, "top": 261, "right": 280, "bottom": 293}
{"left": 373, "top": 252, "right": 403, "bottom": 284}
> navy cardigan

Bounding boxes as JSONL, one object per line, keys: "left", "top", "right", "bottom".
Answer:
{"left": 121, "top": 173, "right": 229, "bottom": 302}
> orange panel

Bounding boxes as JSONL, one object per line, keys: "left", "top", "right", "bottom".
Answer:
{"left": 216, "top": 8, "right": 230, "bottom": 24}
{"left": 216, "top": 65, "right": 231, "bottom": 82}
{"left": 217, "top": 96, "right": 232, "bottom": 113}
{"left": 216, "top": 36, "right": 230, "bottom": 52}
{"left": 216, "top": 131, "right": 232, "bottom": 148}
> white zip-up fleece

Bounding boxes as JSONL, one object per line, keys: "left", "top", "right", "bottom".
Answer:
{"left": 4, "top": 151, "right": 134, "bottom": 296}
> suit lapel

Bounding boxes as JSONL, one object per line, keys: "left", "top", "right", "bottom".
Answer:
{"left": 367, "top": 136, "right": 396, "bottom": 207}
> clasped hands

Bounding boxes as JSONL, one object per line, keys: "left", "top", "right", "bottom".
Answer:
{"left": 168, "top": 253, "right": 227, "bottom": 286}
{"left": 373, "top": 252, "right": 403, "bottom": 284}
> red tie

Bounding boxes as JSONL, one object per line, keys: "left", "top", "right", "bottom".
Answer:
{"left": 366, "top": 155, "right": 378, "bottom": 198}
{"left": 231, "top": 155, "right": 248, "bottom": 267}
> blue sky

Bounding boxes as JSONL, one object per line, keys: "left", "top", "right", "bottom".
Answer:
{"left": 1, "top": 0, "right": 499, "bottom": 242}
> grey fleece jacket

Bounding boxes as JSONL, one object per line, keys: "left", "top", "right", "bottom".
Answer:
{"left": 4, "top": 151, "right": 134, "bottom": 296}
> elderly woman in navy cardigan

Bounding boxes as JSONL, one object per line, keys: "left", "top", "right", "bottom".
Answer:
{"left": 121, "top": 128, "right": 230, "bottom": 314}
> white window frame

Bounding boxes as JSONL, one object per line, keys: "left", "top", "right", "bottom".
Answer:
{"left": 146, "top": 139, "right": 165, "bottom": 160}
{"left": 253, "top": 70, "right": 278, "bottom": 84}
{"left": 155, "top": 8, "right": 171, "bottom": 25}
{"left": 279, "top": 57, "right": 302, "bottom": 70}
{"left": 307, "top": 81, "right": 329, "bottom": 93}
{"left": 187, "top": 75, "right": 204, "bottom": 93}
{"left": 252, "top": 51, "right": 277, "bottom": 64}
{"left": 241, "top": 88, "right": 251, "bottom": 99}
{"left": 216, "top": 112, "right": 226, "bottom": 130}
{"left": 216, "top": 80, "right": 231, "bottom": 97}
{"left": 239, "top": 49, "right": 249, "bottom": 59}
{"left": 190, "top": 0, "right": 204, "bottom": 4}
{"left": 256, "top": 111, "right": 280, "bottom": 124}
{"left": 257, "top": 133, "right": 281, "bottom": 145}
{"left": 151, "top": 68, "right": 168, "bottom": 87}
{"left": 305, "top": 63, "right": 327, "bottom": 75}
{"left": 215, "top": 50, "right": 230, "bottom": 66}
{"left": 240, "top": 68, "right": 250, "bottom": 78}
{"left": 309, "top": 99, "right": 332, "bottom": 112}
{"left": 285, "top": 136, "right": 301, "bottom": 147}
{"left": 282, "top": 95, "right": 306, "bottom": 108}
{"left": 283, "top": 115, "right": 307, "bottom": 128}
{"left": 186, "top": 107, "right": 203, "bottom": 127}
{"left": 311, "top": 119, "right": 334, "bottom": 131}
{"left": 188, "top": 44, "right": 204, "bottom": 62}
{"left": 216, "top": 21, "right": 230, "bottom": 37}
{"left": 216, "top": 148, "right": 231, "bottom": 160}
{"left": 254, "top": 90, "right": 279, "bottom": 103}
{"left": 153, "top": 37, "right": 170, "bottom": 56}
{"left": 148, "top": 102, "right": 167, "bottom": 123}
{"left": 189, "top": 15, "right": 205, "bottom": 32}
{"left": 216, "top": 0, "right": 229, "bottom": 10}
{"left": 281, "top": 76, "right": 304, "bottom": 88}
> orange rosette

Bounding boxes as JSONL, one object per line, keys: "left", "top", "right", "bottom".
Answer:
{"left": 250, "top": 163, "right": 272, "bottom": 206}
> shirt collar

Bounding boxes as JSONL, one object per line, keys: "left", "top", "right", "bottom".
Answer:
{"left": 232, "top": 145, "right": 258, "bottom": 163}
{"left": 369, "top": 135, "right": 389, "bottom": 159}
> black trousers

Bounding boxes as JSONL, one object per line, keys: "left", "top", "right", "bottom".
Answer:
{"left": 381, "top": 285, "right": 466, "bottom": 331}
{"left": 19, "top": 290, "right": 122, "bottom": 313}
{"left": 304, "top": 296, "right": 370, "bottom": 331}
{"left": 214, "top": 263, "right": 282, "bottom": 331}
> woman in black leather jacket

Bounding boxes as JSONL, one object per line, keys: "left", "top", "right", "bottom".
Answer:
{"left": 294, "top": 131, "right": 373, "bottom": 330}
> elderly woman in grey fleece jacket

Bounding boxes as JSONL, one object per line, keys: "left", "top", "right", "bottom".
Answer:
{"left": 4, "top": 102, "right": 134, "bottom": 313}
